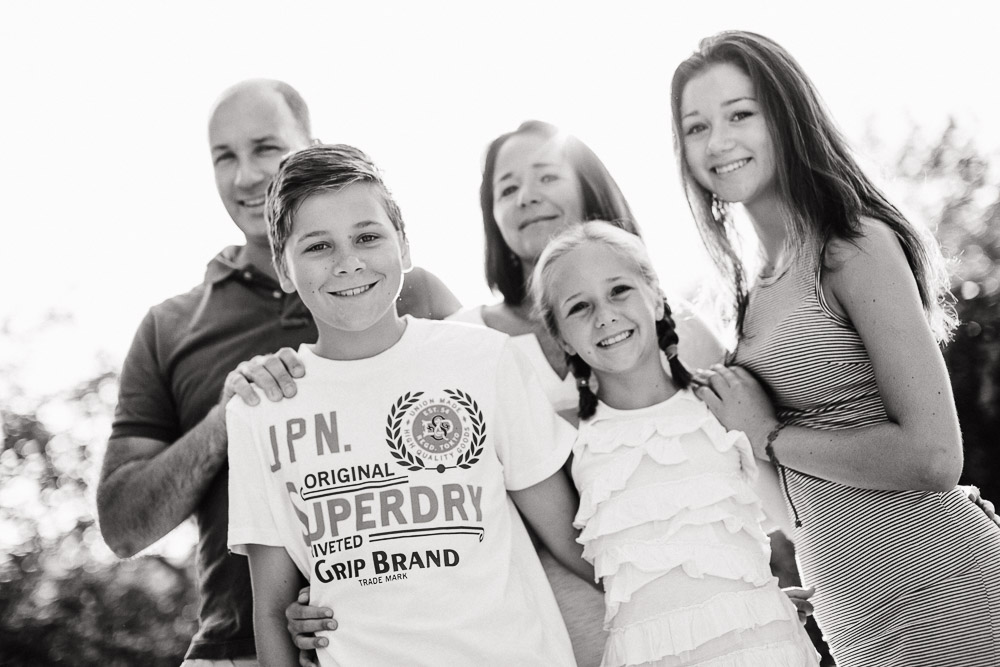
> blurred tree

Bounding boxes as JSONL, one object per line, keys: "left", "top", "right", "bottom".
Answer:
{"left": 0, "top": 315, "right": 198, "bottom": 665}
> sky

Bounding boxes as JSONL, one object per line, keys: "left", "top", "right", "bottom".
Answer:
{"left": 3, "top": 0, "right": 1000, "bottom": 399}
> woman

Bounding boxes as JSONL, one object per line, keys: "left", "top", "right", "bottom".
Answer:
{"left": 673, "top": 30, "right": 1000, "bottom": 666}
{"left": 451, "top": 120, "right": 727, "bottom": 666}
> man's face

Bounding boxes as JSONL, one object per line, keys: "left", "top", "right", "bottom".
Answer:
{"left": 208, "top": 86, "right": 310, "bottom": 244}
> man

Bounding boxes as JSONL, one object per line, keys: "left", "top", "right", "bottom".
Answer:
{"left": 96, "top": 79, "right": 459, "bottom": 665}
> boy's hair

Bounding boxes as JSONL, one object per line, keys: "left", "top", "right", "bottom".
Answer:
{"left": 479, "top": 120, "right": 642, "bottom": 306}
{"left": 266, "top": 144, "right": 406, "bottom": 270}
{"left": 670, "top": 30, "right": 955, "bottom": 340}
{"left": 531, "top": 221, "right": 691, "bottom": 420}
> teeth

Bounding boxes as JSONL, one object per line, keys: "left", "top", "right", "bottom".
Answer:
{"left": 243, "top": 197, "right": 265, "bottom": 207}
{"left": 598, "top": 330, "right": 632, "bottom": 347}
{"left": 714, "top": 159, "right": 749, "bottom": 175}
{"left": 332, "top": 284, "right": 374, "bottom": 297}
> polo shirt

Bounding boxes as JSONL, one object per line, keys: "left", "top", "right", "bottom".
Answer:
{"left": 111, "top": 245, "right": 317, "bottom": 660}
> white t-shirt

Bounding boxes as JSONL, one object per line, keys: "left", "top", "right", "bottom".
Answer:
{"left": 227, "top": 317, "right": 576, "bottom": 667}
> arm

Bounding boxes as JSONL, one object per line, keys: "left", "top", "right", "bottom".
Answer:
{"left": 247, "top": 544, "right": 302, "bottom": 667}
{"left": 697, "top": 221, "right": 962, "bottom": 491}
{"left": 398, "top": 265, "right": 461, "bottom": 320}
{"left": 673, "top": 304, "right": 728, "bottom": 369}
{"left": 509, "top": 470, "right": 596, "bottom": 586}
{"left": 97, "top": 408, "right": 227, "bottom": 557}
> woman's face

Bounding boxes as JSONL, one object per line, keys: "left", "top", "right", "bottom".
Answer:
{"left": 491, "top": 133, "right": 586, "bottom": 265}
{"left": 679, "top": 63, "right": 778, "bottom": 212}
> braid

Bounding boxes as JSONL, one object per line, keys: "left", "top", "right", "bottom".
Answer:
{"left": 656, "top": 298, "right": 692, "bottom": 388}
{"left": 567, "top": 353, "right": 599, "bottom": 420}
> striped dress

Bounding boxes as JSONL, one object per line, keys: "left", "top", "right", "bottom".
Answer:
{"left": 733, "top": 244, "right": 1000, "bottom": 666}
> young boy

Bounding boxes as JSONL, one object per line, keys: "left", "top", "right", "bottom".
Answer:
{"left": 226, "top": 144, "right": 586, "bottom": 666}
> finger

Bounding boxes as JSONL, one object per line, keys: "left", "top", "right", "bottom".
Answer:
{"left": 261, "top": 354, "right": 300, "bottom": 398}
{"left": 277, "top": 347, "right": 307, "bottom": 379}
{"left": 293, "top": 633, "right": 331, "bottom": 650}
{"left": 226, "top": 371, "right": 259, "bottom": 406}
{"left": 298, "top": 651, "right": 320, "bottom": 667}
{"left": 289, "top": 617, "right": 338, "bottom": 634}
{"left": 783, "top": 585, "right": 816, "bottom": 600}
{"left": 693, "top": 383, "right": 723, "bottom": 411}
{"left": 298, "top": 586, "right": 311, "bottom": 605}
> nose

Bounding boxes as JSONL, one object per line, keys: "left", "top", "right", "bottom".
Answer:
{"left": 233, "top": 158, "right": 266, "bottom": 189}
{"left": 594, "top": 303, "right": 618, "bottom": 329}
{"left": 516, "top": 181, "right": 541, "bottom": 208}
{"left": 707, "top": 124, "right": 736, "bottom": 155}
{"left": 332, "top": 251, "right": 365, "bottom": 275}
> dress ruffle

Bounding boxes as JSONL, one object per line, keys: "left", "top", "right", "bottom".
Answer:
{"left": 603, "top": 588, "right": 803, "bottom": 665}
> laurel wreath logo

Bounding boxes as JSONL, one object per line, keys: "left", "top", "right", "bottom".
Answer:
{"left": 385, "top": 391, "right": 426, "bottom": 471}
{"left": 384, "top": 389, "right": 486, "bottom": 472}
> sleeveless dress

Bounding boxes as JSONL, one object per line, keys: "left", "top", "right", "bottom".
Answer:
{"left": 448, "top": 306, "right": 607, "bottom": 666}
{"left": 732, "top": 244, "right": 1000, "bottom": 666}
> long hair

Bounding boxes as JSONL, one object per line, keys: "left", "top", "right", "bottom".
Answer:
{"left": 531, "top": 221, "right": 692, "bottom": 420}
{"left": 480, "top": 120, "right": 641, "bottom": 305}
{"left": 670, "top": 30, "right": 955, "bottom": 340}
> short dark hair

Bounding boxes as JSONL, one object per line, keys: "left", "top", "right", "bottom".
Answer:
{"left": 479, "top": 120, "right": 641, "bottom": 306}
{"left": 266, "top": 144, "right": 405, "bottom": 270}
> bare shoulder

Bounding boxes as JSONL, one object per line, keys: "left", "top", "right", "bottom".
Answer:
{"left": 825, "top": 217, "right": 904, "bottom": 267}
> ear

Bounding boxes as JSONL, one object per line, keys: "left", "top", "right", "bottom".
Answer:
{"left": 399, "top": 233, "right": 413, "bottom": 274}
{"left": 654, "top": 289, "right": 666, "bottom": 320}
{"left": 558, "top": 334, "right": 577, "bottom": 357}
{"left": 276, "top": 257, "right": 297, "bottom": 294}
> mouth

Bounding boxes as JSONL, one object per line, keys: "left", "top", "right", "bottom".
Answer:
{"left": 597, "top": 329, "right": 634, "bottom": 348}
{"left": 328, "top": 281, "right": 377, "bottom": 297}
{"left": 238, "top": 196, "right": 266, "bottom": 209}
{"left": 712, "top": 158, "right": 750, "bottom": 175}
{"left": 518, "top": 214, "right": 558, "bottom": 231}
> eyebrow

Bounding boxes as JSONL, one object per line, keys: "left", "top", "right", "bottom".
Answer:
{"left": 682, "top": 95, "right": 756, "bottom": 120}
{"left": 495, "top": 161, "right": 559, "bottom": 184}
{"left": 210, "top": 134, "right": 282, "bottom": 152}
{"left": 294, "top": 220, "right": 385, "bottom": 243}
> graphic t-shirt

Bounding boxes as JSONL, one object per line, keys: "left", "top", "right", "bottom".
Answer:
{"left": 227, "top": 317, "right": 576, "bottom": 667}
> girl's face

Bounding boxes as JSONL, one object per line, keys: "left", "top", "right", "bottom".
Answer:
{"left": 492, "top": 133, "right": 586, "bottom": 264}
{"left": 546, "top": 241, "right": 664, "bottom": 377}
{"left": 680, "top": 63, "right": 778, "bottom": 212}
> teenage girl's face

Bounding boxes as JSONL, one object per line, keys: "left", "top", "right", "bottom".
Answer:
{"left": 492, "top": 133, "right": 586, "bottom": 265}
{"left": 679, "top": 63, "right": 778, "bottom": 212}
{"left": 546, "top": 242, "right": 664, "bottom": 377}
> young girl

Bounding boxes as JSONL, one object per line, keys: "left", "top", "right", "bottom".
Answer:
{"left": 531, "top": 221, "right": 819, "bottom": 667}
{"left": 671, "top": 31, "right": 1000, "bottom": 666}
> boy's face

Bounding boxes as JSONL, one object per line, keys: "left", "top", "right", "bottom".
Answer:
{"left": 278, "top": 183, "right": 411, "bottom": 335}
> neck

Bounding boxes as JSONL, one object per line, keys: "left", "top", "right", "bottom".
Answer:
{"left": 239, "top": 239, "right": 279, "bottom": 281}
{"left": 312, "top": 312, "right": 407, "bottom": 361}
{"left": 743, "top": 195, "right": 791, "bottom": 266}
{"left": 594, "top": 351, "right": 676, "bottom": 411}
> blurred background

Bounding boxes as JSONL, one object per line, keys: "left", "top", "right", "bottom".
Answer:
{"left": 2, "top": 1, "right": 998, "bottom": 664}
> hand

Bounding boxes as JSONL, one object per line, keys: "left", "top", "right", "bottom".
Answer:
{"left": 691, "top": 364, "right": 777, "bottom": 458}
{"left": 960, "top": 485, "right": 1000, "bottom": 528}
{"left": 220, "top": 347, "right": 305, "bottom": 406}
{"left": 782, "top": 585, "right": 815, "bottom": 624}
{"left": 286, "top": 586, "right": 336, "bottom": 667}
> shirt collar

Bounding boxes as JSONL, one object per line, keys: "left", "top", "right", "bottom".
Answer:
{"left": 204, "top": 245, "right": 281, "bottom": 288}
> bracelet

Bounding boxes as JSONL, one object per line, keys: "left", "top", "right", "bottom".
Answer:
{"left": 764, "top": 421, "right": 787, "bottom": 467}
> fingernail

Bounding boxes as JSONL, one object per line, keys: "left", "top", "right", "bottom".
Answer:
{"left": 319, "top": 638, "right": 329, "bottom": 647}
{"left": 326, "top": 621, "right": 336, "bottom": 630}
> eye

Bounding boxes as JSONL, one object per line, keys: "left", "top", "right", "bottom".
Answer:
{"left": 304, "top": 241, "right": 330, "bottom": 253}
{"left": 731, "top": 110, "right": 754, "bottom": 122}
{"left": 610, "top": 284, "right": 632, "bottom": 298}
{"left": 499, "top": 184, "right": 517, "bottom": 199}
{"left": 566, "top": 302, "right": 589, "bottom": 316}
{"left": 683, "top": 122, "right": 707, "bottom": 137}
{"left": 356, "top": 233, "right": 381, "bottom": 244}
{"left": 255, "top": 144, "right": 283, "bottom": 155}
{"left": 212, "top": 151, "right": 234, "bottom": 166}
{"left": 540, "top": 173, "right": 559, "bottom": 183}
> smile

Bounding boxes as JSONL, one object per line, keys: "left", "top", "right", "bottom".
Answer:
{"left": 712, "top": 158, "right": 750, "bottom": 175}
{"left": 240, "top": 196, "right": 266, "bottom": 208}
{"left": 597, "top": 330, "right": 633, "bottom": 347}
{"left": 518, "top": 215, "right": 558, "bottom": 230}
{"left": 329, "top": 282, "right": 377, "bottom": 297}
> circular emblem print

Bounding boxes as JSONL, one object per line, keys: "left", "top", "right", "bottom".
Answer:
{"left": 385, "top": 390, "right": 486, "bottom": 472}
{"left": 412, "top": 405, "right": 463, "bottom": 454}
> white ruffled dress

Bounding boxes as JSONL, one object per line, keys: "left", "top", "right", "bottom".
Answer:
{"left": 572, "top": 390, "right": 820, "bottom": 667}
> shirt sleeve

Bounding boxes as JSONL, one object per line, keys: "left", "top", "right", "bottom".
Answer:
{"left": 227, "top": 397, "right": 284, "bottom": 555}
{"left": 110, "top": 309, "right": 181, "bottom": 443}
{"left": 492, "top": 341, "right": 575, "bottom": 491}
